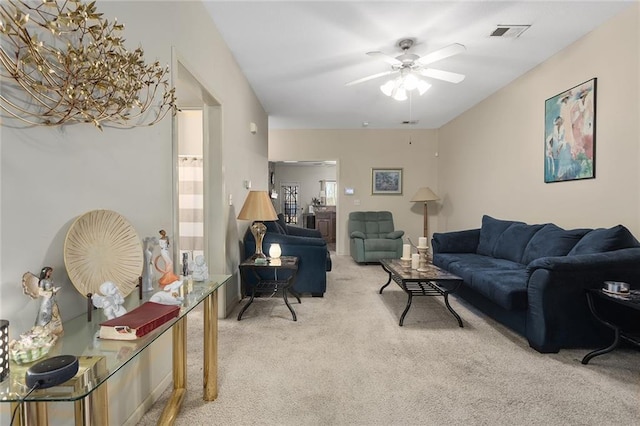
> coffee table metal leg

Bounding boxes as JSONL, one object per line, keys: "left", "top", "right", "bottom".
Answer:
{"left": 379, "top": 265, "right": 392, "bottom": 294}
{"left": 237, "top": 289, "right": 256, "bottom": 320}
{"left": 582, "top": 292, "right": 620, "bottom": 364}
{"left": 399, "top": 293, "right": 413, "bottom": 326}
{"left": 283, "top": 290, "right": 297, "bottom": 321}
{"left": 443, "top": 292, "right": 463, "bottom": 327}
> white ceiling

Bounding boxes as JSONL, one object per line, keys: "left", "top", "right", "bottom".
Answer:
{"left": 202, "top": 1, "right": 634, "bottom": 129}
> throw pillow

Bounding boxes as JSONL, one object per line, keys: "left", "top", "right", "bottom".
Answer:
{"left": 493, "top": 223, "right": 544, "bottom": 264}
{"left": 521, "top": 224, "right": 590, "bottom": 264}
{"left": 476, "top": 215, "right": 521, "bottom": 256}
{"left": 568, "top": 225, "right": 639, "bottom": 255}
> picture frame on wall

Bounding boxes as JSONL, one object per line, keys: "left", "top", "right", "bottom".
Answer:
{"left": 371, "top": 168, "right": 403, "bottom": 195}
{"left": 544, "top": 78, "right": 596, "bottom": 183}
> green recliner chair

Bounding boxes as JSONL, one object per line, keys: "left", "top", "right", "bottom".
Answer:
{"left": 349, "top": 211, "right": 404, "bottom": 263}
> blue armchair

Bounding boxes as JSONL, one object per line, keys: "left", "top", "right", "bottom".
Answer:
{"left": 242, "top": 215, "right": 331, "bottom": 297}
{"left": 349, "top": 211, "right": 404, "bottom": 263}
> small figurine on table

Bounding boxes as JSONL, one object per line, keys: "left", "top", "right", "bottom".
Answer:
{"left": 154, "top": 229, "right": 180, "bottom": 287}
{"left": 150, "top": 279, "right": 184, "bottom": 305}
{"left": 92, "top": 281, "right": 127, "bottom": 320}
{"left": 21, "top": 267, "right": 63, "bottom": 336}
{"left": 190, "top": 255, "right": 209, "bottom": 282}
{"left": 142, "top": 236, "right": 158, "bottom": 292}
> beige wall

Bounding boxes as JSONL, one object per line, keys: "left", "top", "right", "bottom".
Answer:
{"left": 0, "top": 1, "right": 267, "bottom": 424}
{"left": 438, "top": 3, "right": 639, "bottom": 234}
{"left": 269, "top": 129, "right": 439, "bottom": 254}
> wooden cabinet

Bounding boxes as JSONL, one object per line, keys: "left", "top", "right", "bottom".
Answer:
{"left": 315, "top": 207, "right": 336, "bottom": 243}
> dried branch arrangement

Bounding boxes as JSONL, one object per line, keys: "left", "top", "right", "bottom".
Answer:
{"left": 0, "top": 0, "right": 176, "bottom": 129}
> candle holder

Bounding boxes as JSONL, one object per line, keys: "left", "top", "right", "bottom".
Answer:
{"left": 417, "top": 247, "right": 429, "bottom": 271}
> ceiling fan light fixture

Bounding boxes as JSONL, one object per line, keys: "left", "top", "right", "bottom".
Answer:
{"left": 403, "top": 73, "right": 420, "bottom": 91}
{"left": 380, "top": 80, "right": 396, "bottom": 96}
{"left": 417, "top": 80, "right": 432, "bottom": 95}
{"left": 393, "top": 88, "right": 408, "bottom": 101}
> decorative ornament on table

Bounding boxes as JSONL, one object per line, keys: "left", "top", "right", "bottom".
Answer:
{"left": 190, "top": 255, "right": 209, "bottom": 282}
{"left": 149, "top": 280, "right": 184, "bottom": 305}
{"left": 154, "top": 229, "right": 180, "bottom": 287}
{"left": 22, "top": 267, "right": 63, "bottom": 336}
{"left": 142, "top": 236, "right": 158, "bottom": 292}
{"left": 91, "top": 281, "right": 127, "bottom": 320}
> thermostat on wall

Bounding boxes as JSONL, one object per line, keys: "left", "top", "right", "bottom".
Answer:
{"left": 344, "top": 187, "right": 354, "bottom": 195}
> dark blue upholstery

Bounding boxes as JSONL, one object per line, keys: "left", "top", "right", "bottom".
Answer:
{"left": 433, "top": 215, "right": 640, "bottom": 353}
{"left": 243, "top": 218, "right": 331, "bottom": 296}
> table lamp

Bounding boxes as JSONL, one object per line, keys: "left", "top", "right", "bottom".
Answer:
{"left": 237, "top": 191, "right": 278, "bottom": 261}
{"left": 411, "top": 187, "right": 439, "bottom": 241}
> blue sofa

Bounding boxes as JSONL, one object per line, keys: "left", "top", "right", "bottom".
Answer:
{"left": 432, "top": 215, "right": 640, "bottom": 353}
{"left": 243, "top": 215, "right": 332, "bottom": 297}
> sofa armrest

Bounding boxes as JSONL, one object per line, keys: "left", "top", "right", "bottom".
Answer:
{"left": 526, "top": 248, "right": 640, "bottom": 274}
{"left": 286, "top": 225, "right": 322, "bottom": 239}
{"left": 432, "top": 229, "right": 480, "bottom": 254}
{"left": 350, "top": 231, "right": 366, "bottom": 239}
{"left": 525, "top": 247, "right": 640, "bottom": 352}
{"left": 385, "top": 230, "right": 404, "bottom": 239}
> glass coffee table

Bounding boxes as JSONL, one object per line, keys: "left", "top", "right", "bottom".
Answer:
{"left": 379, "top": 258, "right": 463, "bottom": 327}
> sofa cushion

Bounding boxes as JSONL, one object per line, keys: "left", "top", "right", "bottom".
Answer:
{"left": 493, "top": 223, "right": 544, "bottom": 264}
{"left": 476, "top": 215, "right": 522, "bottom": 256}
{"left": 568, "top": 225, "right": 638, "bottom": 255}
{"left": 522, "top": 224, "right": 590, "bottom": 264}
{"left": 470, "top": 270, "right": 529, "bottom": 311}
{"left": 276, "top": 214, "right": 289, "bottom": 234}
{"left": 440, "top": 253, "right": 524, "bottom": 284}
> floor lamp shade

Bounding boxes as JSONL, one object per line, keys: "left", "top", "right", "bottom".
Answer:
{"left": 411, "top": 187, "right": 439, "bottom": 241}
{"left": 237, "top": 191, "right": 278, "bottom": 259}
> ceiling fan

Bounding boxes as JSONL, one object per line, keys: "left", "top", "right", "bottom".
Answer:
{"left": 346, "top": 38, "right": 466, "bottom": 100}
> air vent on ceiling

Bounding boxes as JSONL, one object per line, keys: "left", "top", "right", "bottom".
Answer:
{"left": 402, "top": 120, "right": 419, "bottom": 125}
{"left": 490, "top": 25, "right": 531, "bottom": 38}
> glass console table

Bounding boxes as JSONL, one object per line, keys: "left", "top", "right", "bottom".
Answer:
{"left": 0, "top": 274, "right": 231, "bottom": 426}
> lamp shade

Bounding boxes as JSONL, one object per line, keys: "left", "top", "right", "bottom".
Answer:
{"left": 411, "top": 187, "right": 439, "bottom": 202}
{"left": 237, "top": 191, "right": 278, "bottom": 221}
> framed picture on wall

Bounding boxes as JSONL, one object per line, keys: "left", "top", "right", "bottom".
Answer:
{"left": 544, "top": 78, "right": 596, "bottom": 183}
{"left": 371, "top": 168, "right": 403, "bottom": 195}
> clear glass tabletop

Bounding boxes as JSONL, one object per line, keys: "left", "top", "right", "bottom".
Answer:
{"left": 0, "top": 274, "right": 231, "bottom": 403}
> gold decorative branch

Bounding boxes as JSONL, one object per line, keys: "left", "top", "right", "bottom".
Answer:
{"left": 0, "top": 0, "right": 176, "bottom": 129}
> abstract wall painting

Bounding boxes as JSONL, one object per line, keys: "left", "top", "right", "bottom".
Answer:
{"left": 544, "top": 78, "right": 596, "bottom": 183}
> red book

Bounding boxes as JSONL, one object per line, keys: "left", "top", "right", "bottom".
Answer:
{"left": 99, "top": 302, "right": 181, "bottom": 340}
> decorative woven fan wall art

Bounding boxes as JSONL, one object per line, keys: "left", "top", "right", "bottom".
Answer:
{"left": 64, "top": 210, "right": 143, "bottom": 297}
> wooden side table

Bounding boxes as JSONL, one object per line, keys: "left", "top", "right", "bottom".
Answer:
{"left": 581, "top": 287, "right": 640, "bottom": 364}
{"left": 238, "top": 256, "right": 301, "bottom": 321}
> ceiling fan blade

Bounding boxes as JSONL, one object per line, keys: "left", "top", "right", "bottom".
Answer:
{"left": 419, "top": 68, "right": 466, "bottom": 84}
{"left": 366, "top": 51, "right": 402, "bottom": 67}
{"left": 415, "top": 43, "right": 466, "bottom": 66}
{"left": 345, "top": 70, "right": 397, "bottom": 87}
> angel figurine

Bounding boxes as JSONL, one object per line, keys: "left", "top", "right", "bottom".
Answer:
{"left": 92, "top": 281, "right": 127, "bottom": 320}
{"left": 22, "top": 267, "right": 64, "bottom": 336}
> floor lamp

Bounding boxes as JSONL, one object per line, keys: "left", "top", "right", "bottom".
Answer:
{"left": 237, "top": 191, "right": 278, "bottom": 261}
{"left": 411, "top": 187, "right": 440, "bottom": 240}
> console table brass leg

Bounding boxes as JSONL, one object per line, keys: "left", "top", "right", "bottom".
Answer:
{"left": 158, "top": 316, "right": 187, "bottom": 425}
{"left": 204, "top": 289, "right": 219, "bottom": 401}
{"left": 74, "top": 384, "right": 108, "bottom": 425}
{"left": 16, "top": 401, "right": 47, "bottom": 426}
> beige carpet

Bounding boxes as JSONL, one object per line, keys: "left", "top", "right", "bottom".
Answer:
{"left": 137, "top": 255, "right": 639, "bottom": 425}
